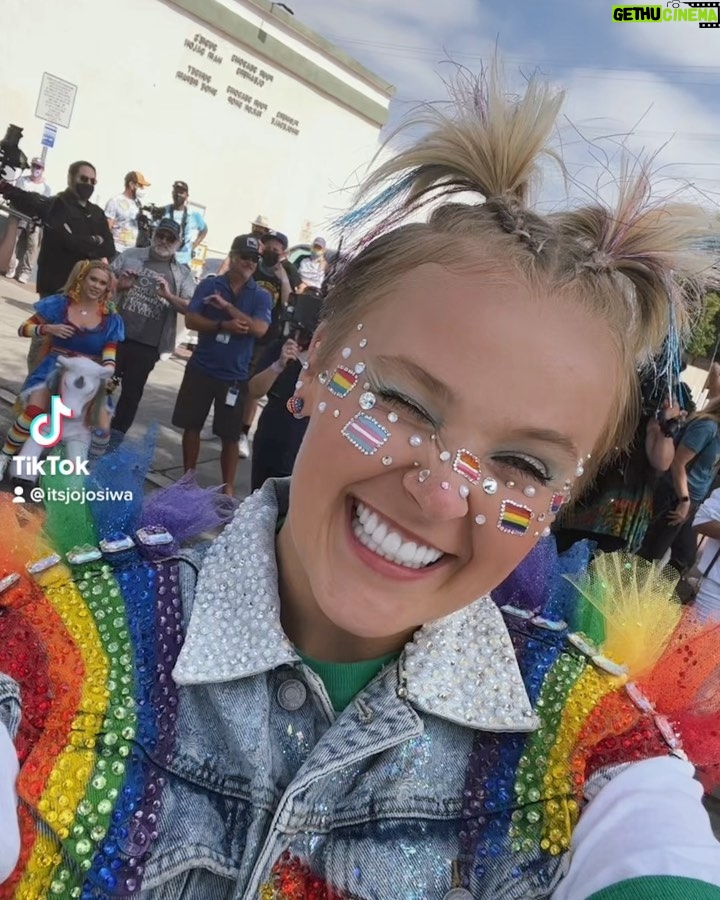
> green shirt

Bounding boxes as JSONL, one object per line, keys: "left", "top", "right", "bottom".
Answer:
{"left": 298, "top": 650, "right": 399, "bottom": 711}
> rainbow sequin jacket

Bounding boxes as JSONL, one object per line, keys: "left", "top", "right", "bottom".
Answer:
{"left": 0, "top": 478, "right": 716, "bottom": 899}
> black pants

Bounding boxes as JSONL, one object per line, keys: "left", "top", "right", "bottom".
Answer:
{"left": 112, "top": 340, "right": 160, "bottom": 434}
{"left": 637, "top": 480, "right": 700, "bottom": 573}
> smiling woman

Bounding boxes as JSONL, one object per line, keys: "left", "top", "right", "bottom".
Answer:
{"left": 3, "top": 64, "right": 720, "bottom": 900}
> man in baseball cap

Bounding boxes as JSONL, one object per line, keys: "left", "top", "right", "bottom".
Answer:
{"left": 104, "top": 170, "right": 152, "bottom": 253}
{"left": 158, "top": 181, "right": 208, "bottom": 266}
{"left": 172, "top": 234, "right": 272, "bottom": 493}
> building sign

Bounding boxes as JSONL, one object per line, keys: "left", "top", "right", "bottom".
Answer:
{"left": 35, "top": 72, "right": 78, "bottom": 129}
{"left": 175, "top": 32, "right": 301, "bottom": 137}
{"left": 41, "top": 122, "right": 58, "bottom": 148}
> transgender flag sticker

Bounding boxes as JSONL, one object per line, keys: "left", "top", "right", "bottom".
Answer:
{"left": 341, "top": 413, "right": 390, "bottom": 456}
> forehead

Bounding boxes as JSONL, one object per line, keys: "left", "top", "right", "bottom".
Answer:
{"left": 76, "top": 165, "right": 95, "bottom": 178}
{"left": 356, "top": 263, "right": 619, "bottom": 455}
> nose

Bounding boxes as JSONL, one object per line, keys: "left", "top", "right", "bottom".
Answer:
{"left": 74, "top": 376, "right": 85, "bottom": 389}
{"left": 402, "top": 467, "right": 470, "bottom": 522}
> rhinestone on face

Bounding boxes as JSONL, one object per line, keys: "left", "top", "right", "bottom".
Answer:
{"left": 357, "top": 323, "right": 364, "bottom": 331}
{"left": 301, "top": 361, "right": 310, "bottom": 370}
{"left": 441, "top": 481, "right": 450, "bottom": 491}
{"left": 542, "top": 526, "right": 551, "bottom": 537}
{"left": 358, "top": 391, "right": 376, "bottom": 410}
{"left": 506, "top": 481, "right": 515, "bottom": 489}
{"left": 459, "top": 485, "right": 470, "bottom": 499}
{"left": 318, "top": 371, "right": 329, "bottom": 385}
{"left": 341, "top": 347, "right": 352, "bottom": 359}
{"left": 318, "top": 402, "right": 327, "bottom": 413}
{"left": 576, "top": 464, "right": 585, "bottom": 478}
{"left": 418, "top": 469, "right": 431, "bottom": 483}
{"left": 333, "top": 410, "right": 340, "bottom": 418}
{"left": 523, "top": 485, "right": 537, "bottom": 498}
{"left": 409, "top": 435, "right": 422, "bottom": 447}
{"left": 382, "top": 456, "right": 393, "bottom": 466}
{"left": 475, "top": 514, "right": 487, "bottom": 525}
{"left": 354, "top": 362, "right": 366, "bottom": 375}
{"left": 359, "top": 338, "right": 368, "bottom": 348}
{"left": 482, "top": 477, "right": 498, "bottom": 495}
{"left": 295, "top": 380, "right": 304, "bottom": 390}
{"left": 439, "top": 450, "right": 451, "bottom": 462}
{"left": 387, "top": 412, "right": 399, "bottom": 423}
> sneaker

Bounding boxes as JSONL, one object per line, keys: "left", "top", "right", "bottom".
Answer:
{"left": 238, "top": 433, "right": 250, "bottom": 459}
{"left": 17, "top": 274, "right": 29, "bottom": 284}
{"left": 200, "top": 425, "right": 214, "bottom": 441}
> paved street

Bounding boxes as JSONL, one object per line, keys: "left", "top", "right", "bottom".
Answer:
{"left": 0, "top": 275, "right": 254, "bottom": 499}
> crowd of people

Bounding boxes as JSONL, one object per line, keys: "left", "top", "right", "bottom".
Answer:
{"left": 3, "top": 62, "right": 720, "bottom": 900}
{"left": 0, "top": 160, "right": 331, "bottom": 493}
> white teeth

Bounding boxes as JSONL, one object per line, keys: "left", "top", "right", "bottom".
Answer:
{"left": 351, "top": 503, "right": 444, "bottom": 569}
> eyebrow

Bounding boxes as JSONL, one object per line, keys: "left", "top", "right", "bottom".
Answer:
{"left": 502, "top": 427, "right": 579, "bottom": 462}
{"left": 373, "top": 355, "right": 455, "bottom": 408}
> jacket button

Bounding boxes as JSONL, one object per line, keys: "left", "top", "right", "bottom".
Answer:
{"left": 277, "top": 679, "right": 307, "bottom": 711}
{"left": 442, "top": 891, "right": 473, "bottom": 899}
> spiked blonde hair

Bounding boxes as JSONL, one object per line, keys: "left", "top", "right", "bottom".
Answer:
{"left": 320, "top": 63, "right": 716, "bottom": 472}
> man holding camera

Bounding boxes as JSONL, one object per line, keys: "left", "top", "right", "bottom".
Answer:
{"left": 110, "top": 218, "right": 196, "bottom": 433}
{"left": 172, "top": 234, "right": 272, "bottom": 495}
{"left": 159, "top": 180, "right": 208, "bottom": 266}
{"left": 105, "top": 171, "right": 151, "bottom": 253}
{"left": 5, "top": 157, "right": 52, "bottom": 284}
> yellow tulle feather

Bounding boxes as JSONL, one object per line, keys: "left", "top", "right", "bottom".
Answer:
{"left": 569, "top": 552, "right": 682, "bottom": 678}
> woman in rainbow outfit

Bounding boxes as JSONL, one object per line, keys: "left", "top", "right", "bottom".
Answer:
{"left": 1, "top": 65, "right": 720, "bottom": 899}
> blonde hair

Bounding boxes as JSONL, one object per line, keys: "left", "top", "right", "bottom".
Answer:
{"left": 63, "top": 259, "right": 116, "bottom": 314}
{"left": 320, "top": 64, "right": 716, "bottom": 475}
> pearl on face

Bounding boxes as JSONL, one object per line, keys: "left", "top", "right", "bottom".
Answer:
{"left": 359, "top": 338, "right": 368, "bottom": 348}
{"left": 301, "top": 361, "right": 309, "bottom": 370}
{"left": 341, "top": 347, "right": 352, "bottom": 359}
{"left": 318, "top": 401, "right": 327, "bottom": 413}
{"left": 295, "top": 380, "right": 304, "bottom": 390}
{"left": 441, "top": 481, "right": 450, "bottom": 491}
{"left": 387, "top": 412, "right": 399, "bottom": 423}
{"left": 475, "top": 514, "right": 486, "bottom": 525}
{"left": 439, "top": 450, "right": 451, "bottom": 462}
{"left": 354, "top": 362, "right": 366, "bottom": 375}
{"left": 523, "top": 485, "right": 536, "bottom": 498}
{"left": 333, "top": 410, "right": 340, "bottom": 418}
{"left": 506, "top": 481, "right": 515, "bottom": 489}
{"left": 542, "top": 526, "right": 551, "bottom": 537}
{"left": 409, "top": 435, "right": 423, "bottom": 447}
{"left": 459, "top": 485, "right": 470, "bottom": 499}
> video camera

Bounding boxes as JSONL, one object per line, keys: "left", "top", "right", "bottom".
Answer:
{"left": 0, "top": 125, "right": 29, "bottom": 180}
{"left": 136, "top": 204, "right": 168, "bottom": 248}
{"left": 281, "top": 291, "right": 323, "bottom": 351}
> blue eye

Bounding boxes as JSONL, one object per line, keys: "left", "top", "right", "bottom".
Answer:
{"left": 494, "top": 454, "right": 551, "bottom": 485}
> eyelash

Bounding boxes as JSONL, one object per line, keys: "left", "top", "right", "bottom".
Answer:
{"left": 494, "top": 454, "right": 551, "bottom": 485}
{"left": 374, "top": 388, "right": 437, "bottom": 426}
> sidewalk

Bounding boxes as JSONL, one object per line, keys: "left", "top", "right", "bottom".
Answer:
{"left": 0, "top": 276, "right": 253, "bottom": 498}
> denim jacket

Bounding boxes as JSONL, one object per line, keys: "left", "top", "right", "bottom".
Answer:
{"left": 1, "top": 480, "right": 670, "bottom": 899}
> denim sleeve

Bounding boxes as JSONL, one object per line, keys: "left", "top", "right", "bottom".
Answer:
{"left": 0, "top": 674, "right": 20, "bottom": 741}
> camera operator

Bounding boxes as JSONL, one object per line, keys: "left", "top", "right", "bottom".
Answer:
{"left": 105, "top": 171, "right": 151, "bottom": 253}
{"left": 5, "top": 157, "right": 52, "bottom": 284}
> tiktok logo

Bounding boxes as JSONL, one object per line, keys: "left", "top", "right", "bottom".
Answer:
{"left": 29, "top": 395, "right": 73, "bottom": 448}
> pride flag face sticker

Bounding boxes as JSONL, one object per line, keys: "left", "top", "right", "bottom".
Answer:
{"left": 342, "top": 413, "right": 390, "bottom": 456}
{"left": 327, "top": 366, "right": 358, "bottom": 398}
{"left": 452, "top": 449, "right": 482, "bottom": 485}
{"left": 497, "top": 500, "right": 533, "bottom": 536}
{"left": 550, "top": 492, "right": 566, "bottom": 515}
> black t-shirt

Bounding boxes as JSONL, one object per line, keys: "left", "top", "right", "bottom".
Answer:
{"left": 254, "top": 261, "right": 303, "bottom": 345}
{"left": 253, "top": 340, "right": 308, "bottom": 472}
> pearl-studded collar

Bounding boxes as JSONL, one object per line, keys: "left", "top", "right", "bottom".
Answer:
{"left": 173, "top": 480, "right": 538, "bottom": 733}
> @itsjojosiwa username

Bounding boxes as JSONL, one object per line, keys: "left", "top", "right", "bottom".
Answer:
{"left": 24, "top": 486, "right": 134, "bottom": 505}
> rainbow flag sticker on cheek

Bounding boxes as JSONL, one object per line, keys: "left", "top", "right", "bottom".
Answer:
{"left": 342, "top": 413, "right": 390, "bottom": 456}
{"left": 453, "top": 449, "right": 482, "bottom": 484}
{"left": 327, "top": 366, "right": 358, "bottom": 397}
{"left": 498, "top": 500, "right": 533, "bottom": 536}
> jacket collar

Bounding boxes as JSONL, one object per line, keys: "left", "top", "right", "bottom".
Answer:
{"left": 173, "top": 480, "right": 537, "bottom": 733}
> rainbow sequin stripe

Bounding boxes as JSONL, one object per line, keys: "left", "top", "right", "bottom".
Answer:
{"left": 0, "top": 544, "right": 185, "bottom": 898}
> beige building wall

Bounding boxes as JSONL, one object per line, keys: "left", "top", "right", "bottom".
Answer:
{"left": 0, "top": 0, "right": 393, "bottom": 254}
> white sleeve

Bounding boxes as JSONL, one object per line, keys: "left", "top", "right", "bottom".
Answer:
{"left": 552, "top": 756, "right": 720, "bottom": 900}
{"left": 694, "top": 489, "right": 720, "bottom": 527}
{"left": 0, "top": 721, "right": 19, "bottom": 884}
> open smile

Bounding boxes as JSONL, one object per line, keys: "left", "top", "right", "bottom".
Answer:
{"left": 348, "top": 498, "right": 450, "bottom": 577}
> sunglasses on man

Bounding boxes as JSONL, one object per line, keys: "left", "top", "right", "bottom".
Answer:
{"left": 77, "top": 174, "right": 97, "bottom": 185}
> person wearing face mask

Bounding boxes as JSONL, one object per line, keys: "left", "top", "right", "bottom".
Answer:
{"left": 5, "top": 158, "right": 52, "bottom": 285}
{"left": 0, "top": 159, "right": 115, "bottom": 299}
{"left": 105, "top": 171, "right": 151, "bottom": 253}
{"left": 109, "top": 219, "right": 196, "bottom": 434}
{"left": 236, "top": 229, "right": 301, "bottom": 458}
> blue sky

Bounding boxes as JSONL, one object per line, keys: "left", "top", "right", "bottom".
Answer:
{"left": 294, "top": 0, "right": 720, "bottom": 208}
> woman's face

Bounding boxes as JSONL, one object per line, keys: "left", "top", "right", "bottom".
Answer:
{"left": 82, "top": 268, "right": 111, "bottom": 302}
{"left": 286, "top": 263, "right": 619, "bottom": 641}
